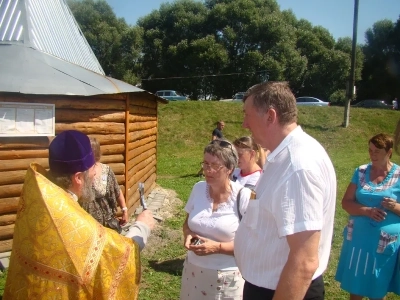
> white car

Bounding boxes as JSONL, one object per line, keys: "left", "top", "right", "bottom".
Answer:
{"left": 296, "top": 97, "right": 330, "bottom": 106}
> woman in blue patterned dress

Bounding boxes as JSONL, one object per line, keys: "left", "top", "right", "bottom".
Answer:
{"left": 336, "top": 133, "right": 400, "bottom": 300}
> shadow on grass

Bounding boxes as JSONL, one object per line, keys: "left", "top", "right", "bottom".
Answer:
{"left": 148, "top": 258, "right": 184, "bottom": 276}
{"left": 300, "top": 123, "right": 342, "bottom": 131}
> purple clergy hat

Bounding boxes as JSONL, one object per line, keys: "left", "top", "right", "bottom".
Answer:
{"left": 49, "top": 130, "right": 95, "bottom": 174}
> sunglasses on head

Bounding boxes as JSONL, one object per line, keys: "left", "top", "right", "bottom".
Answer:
{"left": 210, "top": 139, "right": 237, "bottom": 160}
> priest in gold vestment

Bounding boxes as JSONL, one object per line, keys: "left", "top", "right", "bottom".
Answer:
{"left": 3, "top": 130, "right": 154, "bottom": 300}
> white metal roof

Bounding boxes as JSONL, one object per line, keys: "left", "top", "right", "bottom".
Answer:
{"left": 0, "top": 0, "right": 104, "bottom": 75}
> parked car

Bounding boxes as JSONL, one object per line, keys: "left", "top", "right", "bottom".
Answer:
{"left": 351, "top": 100, "right": 393, "bottom": 109}
{"left": 155, "top": 90, "right": 188, "bottom": 101}
{"left": 296, "top": 97, "right": 330, "bottom": 106}
{"left": 232, "top": 92, "right": 245, "bottom": 102}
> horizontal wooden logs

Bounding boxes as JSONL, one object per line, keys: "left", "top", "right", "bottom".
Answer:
{"left": 0, "top": 239, "right": 12, "bottom": 253}
{"left": 0, "top": 158, "right": 48, "bottom": 172}
{"left": 0, "top": 224, "right": 15, "bottom": 240}
{"left": 100, "top": 154, "right": 124, "bottom": 164}
{"left": 127, "top": 172, "right": 156, "bottom": 207}
{"left": 128, "top": 120, "right": 157, "bottom": 132}
{"left": 128, "top": 128, "right": 157, "bottom": 143}
{"left": 0, "top": 184, "right": 23, "bottom": 198}
{"left": 128, "top": 148, "right": 156, "bottom": 172}
{"left": 129, "top": 96, "right": 157, "bottom": 109}
{"left": 0, "top": 197, "right": 19, "bottom": 215}
{"left": 115, "top": 175, "right": 125, "bottom": 185}
{"left": 127, "top": 161, "right": 156, "bottom": 190}
{"left": 3, "top": 96, "right": 126, "bottom": 110}
{"left": 88, "top": 134, "right": 125, "bottom": 145}
{"left": 0, "top": 149, "right": 48, "bottom": 160}
{"left": 100, "top": 144, "right": 125, "bottom": 156}
{"left": 129, "top": 104, "right": 156, "bottom": 116}
{"left": 127, "top": 141, "right": 156, "bottom": 162}
{"left": 0, "top": 170, "right": 27, "bottom": 186}
{"left": 0, "top": 136, "right": 51, "bottom": 149}
{"left": 0, "top": 214, "right": 16, "bottom": 226}
{"left": 128, "top": 135, "right": 156, "bottom": 151}
{"left": 129, "top": 115, "right": 157, "bottom": 123}
{"left": 56, "top": 109, "right": 125, "bottom": 123}
{"left": 128, "top": 154, "right": 156, "bottom": 179}
{"left": 109, "top": 163, "right": 125, "bottom": 175}
{"left": 56, "top": 122, "right": 125, "bottom": 135}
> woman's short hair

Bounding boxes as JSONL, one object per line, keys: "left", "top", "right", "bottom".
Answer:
{"left": 89, "top": 137, "right": 101, "bottom": 162}
{"left": 243, "top": 81, "right": 297, "bottom": 125}
{"left": 233, "top": 136, "right": 265, "bottom": 168}
{"left": 369, "top": 133, "right": 393, "bottom": 157}
{"left": 204, "top": 139, "right": 238, "bottom": 172}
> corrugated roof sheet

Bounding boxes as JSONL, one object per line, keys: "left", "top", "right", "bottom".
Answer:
{"left": 0, "top": 43, "right": 153, "bottom": 96}
{"left": 0, "top": 0, "right": 105, "bottom": 74}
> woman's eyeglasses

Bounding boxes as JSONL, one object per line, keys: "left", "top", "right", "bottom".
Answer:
{"left": 200, "top": 162, "right": 224, "bottom": 172}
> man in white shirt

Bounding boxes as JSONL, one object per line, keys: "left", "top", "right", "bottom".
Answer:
{"left": 234, "top": 82, "right": 336, "bottom": 300}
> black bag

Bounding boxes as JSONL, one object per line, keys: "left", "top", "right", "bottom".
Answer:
{"left": 105, "top": 216, "right": 122, "bottom": 234}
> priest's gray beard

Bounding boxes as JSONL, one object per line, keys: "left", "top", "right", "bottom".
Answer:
{"left": 79, "top": 170, "right": 95, "bottom": 203}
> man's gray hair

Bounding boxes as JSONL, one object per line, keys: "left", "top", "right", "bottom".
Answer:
{"left": 243, "top": 81, "right": 297, "bottom": 125}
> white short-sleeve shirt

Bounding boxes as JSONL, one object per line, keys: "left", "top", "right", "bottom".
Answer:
{"left": 234, "top": 126, "right": 336, "bottom": 289}
{"left": 232, "top": 168, "right": 262, "bottom": 188}
{"left": 185, "top": 180, "right": 251, "bottom": 270}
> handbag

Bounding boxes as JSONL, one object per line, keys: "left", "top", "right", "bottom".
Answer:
{"left": 105, "top": 216, "right": 122, "bottom": 234}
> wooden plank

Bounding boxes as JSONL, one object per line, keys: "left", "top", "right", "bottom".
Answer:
{"left": 127, "top": 154, "right": 156, "bottom": 179}
{"left": 129, "top": 115, "right": 157, "bottom": 122}
{"left": 101, "top": 144, "right": 125, "bottom": 156}
{"left": 0, "top": 197, "right": 19, "bottom": 215}
{"left": 0, "top": 149, "right": 48, "bottom": 160}
{"left": 0, "top": 239, "right": 12, "bottom": 253}
{"left": 0, "top": 136, "right": 50, "bottom": 149}
{"left": 129, "top": 104, "right": 156, "bottom": 116}
{"left": 0, "top": 184, "right": 23, "bottom": 198}
{"left": 128, "top": 128, "right": 157, "bottom": 143}
{"left": 0, "top": 214, "right": 16, "bottom": 226}
{"left": 127, "top": 161, "right": 156, "bottom": 188}
{"left": 127, "top": 141, "right": 156, "bottom": 161}
{"left": 128, "top": 120, "right": 157, "bottom": 132}
{"left": 128, "top": 148, "right": 156, "bottom": 172}
{"left": 109, "top": 163, "right": 125, "bottom": 175}
{"left": 0, "top": 158, "right": 48, "bottom": 172}
{"left": 0, "top": 170, "right": 27, "bottom": 186}
{"left": 56, "top": 122, "right": 125, "bottom": 135}
{"left": 87, "top": 134, "right": 125, "bottom": 145}
{"left": 100, "top": 154, "right": 124, "bottom": 164}
{"left": 0, "top": 224, "right": 14, "bottom": 240}
{"left": 128, "top": 135, "right": 156, "bottom": 151}
{"left": 56, "top": 109, "right": 125, "bottom": 123}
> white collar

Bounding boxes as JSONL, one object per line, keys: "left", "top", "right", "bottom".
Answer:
{"left": 66, "top": 190, "right": 78, "bottom": 202}
{"left": 267, "top": 125, "right": 303, "bottom": 163}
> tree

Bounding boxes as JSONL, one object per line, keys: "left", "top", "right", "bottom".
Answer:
{"left": 67, "top": 0, "right": 143, "bottom": 85}
{"left": 358, "top": 18, "right": 400, "bottom": 101}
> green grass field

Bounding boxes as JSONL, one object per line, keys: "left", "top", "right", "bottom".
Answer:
{"left": 140, "top": 102, "right": 400, "bottom": 300}
{"left": 1, "top": 102, "right": 400, "bottom": 299}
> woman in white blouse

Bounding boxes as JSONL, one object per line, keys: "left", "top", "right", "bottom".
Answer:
{"left": 180, "top": 139, "right": 251, "bottom": 300}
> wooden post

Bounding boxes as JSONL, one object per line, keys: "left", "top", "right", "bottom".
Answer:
{"left": 125, "top": 94, "right": 130, "bottom": 204}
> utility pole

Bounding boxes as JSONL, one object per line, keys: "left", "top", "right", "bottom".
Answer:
{"left": 343, "top": 0, "right": 359, "bottom": 128}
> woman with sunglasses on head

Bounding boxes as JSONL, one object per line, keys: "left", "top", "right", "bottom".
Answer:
{"left": 232, "top": 136, "right": 267, "bottom": 189}
{"left": 180, "top": 139, "right": 252, "bottom": 300}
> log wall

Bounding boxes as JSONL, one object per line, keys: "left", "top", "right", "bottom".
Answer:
{"left": 0, "top": 92, "right": 160, "bottom": 253}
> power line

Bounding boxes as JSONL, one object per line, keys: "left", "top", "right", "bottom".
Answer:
{"left": 142, "top": 70, "right": 269, "bottom": 81}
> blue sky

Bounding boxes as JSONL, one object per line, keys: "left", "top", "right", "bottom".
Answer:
{"left": 104, "top": 0, "right": 400, "bottom": 44}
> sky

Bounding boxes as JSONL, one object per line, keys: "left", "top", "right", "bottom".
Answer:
{"left": 104, "top": 0, "right": 400, "bottom": 44}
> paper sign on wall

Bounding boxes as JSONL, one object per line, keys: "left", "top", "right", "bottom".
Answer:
{"left": 0, "top": 102, "right": 55, "bottom": 136}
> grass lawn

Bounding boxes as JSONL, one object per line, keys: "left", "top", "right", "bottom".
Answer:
{"left": 140, "top": 102, "right": 400, "bottom": 300}
{"left": 1, "top": 102, "right": 400, "bottom": 300}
